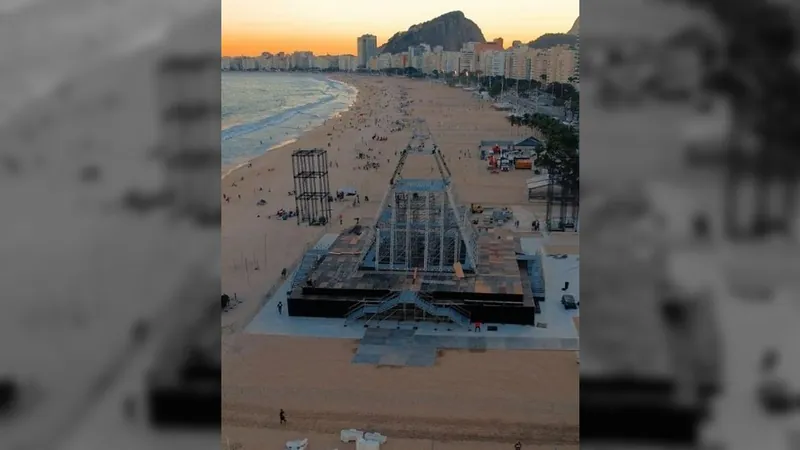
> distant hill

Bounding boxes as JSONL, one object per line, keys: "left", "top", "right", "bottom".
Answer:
{"left": 567, "top": 16, "right": 580, "bottom": 35}
{"left": 527, "top": 33, "right": 578, "bottom": 49}
{"left": 379, "top": 11, "right": 486, "bottom": 54}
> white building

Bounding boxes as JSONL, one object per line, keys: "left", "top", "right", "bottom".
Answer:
{"left": 480, "top": 50, "right": 506, "bottom": 77}
{"left": 423, "top": 52, "right": 440, "bottom": 74}
{"left": 367, "top": 55, "right": 378, "bottom": 71}
{"left": 291, "top": 51, "right": 313, "bottom": 69}
{"left": 256, "top": 55, "right": 270, "bottom": 70}
{"left": 357, "top": 34, "right": 378, "bottom": 68}
{"left": 241, "top": 57, "right": 257, "bottom": 71}
{"left": 459, "top": 42, "right": 478, "bottom": 73}
{"left": 441, "top": 51, "right": 460, "bottom": 75}
{"left": 377, "top": 53, "right": 393, "bottom": 70}
{"left": 391, "top": 53, "right": 406, "bottom": 69}
{"left": 312, "top": 56, "right": 330, "bottom": 70}
{"left": 221, "top": 57, "right": 231, "bottom": 71}
{"left": 338, "top": 54, "right": 358, "bottom": 72}
{"left": 408, "top": 44, "right": 429, "bottom": 70}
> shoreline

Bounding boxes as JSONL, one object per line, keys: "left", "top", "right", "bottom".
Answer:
{"left": 221, "top": 74, "right": 359, "bottom": 180}
{"left": 221, "top": 138, "right": 297, "bottom": 180}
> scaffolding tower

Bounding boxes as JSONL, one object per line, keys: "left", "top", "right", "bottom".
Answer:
{"left": 365, "top": 120, "right": 479, "bottom": 273}
{"left": 545, "top": 173, "right": 579, "bottom": 232}
{"left": 291, "top": 149, "right": 332, "bottom": 226}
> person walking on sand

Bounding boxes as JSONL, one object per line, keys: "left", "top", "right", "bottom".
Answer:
{"left": 339, "top": 214, "right": 343, "bottom": 225}
{"left": 281, "top": 268, "right": 287, "bottom": 279}
{"left": 277, "top": 301, "right": 283, "bottom": 315}
{"left": 514, "top": 441, "right": 522, "bottom": 450}
{"left": 279, "top": 409, "right": 286, "bottom": 425}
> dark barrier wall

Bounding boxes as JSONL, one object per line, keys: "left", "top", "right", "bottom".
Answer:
{"left": 433, "top": 290, "right": 523, "bottom": 304}
{"left": 303, "top": 287, "right": 392, "bottom": 298}
{"left": 288, "top": 297, "right": 353, "bottom": 318}
{"left": 465, "top": 305, "right": 535, "bottom": 325}
{"left": 287, "top": 297, "right": 536, "bottom": 325}
{"left": 301, "top": 287, "right": 525, "bottom": 305}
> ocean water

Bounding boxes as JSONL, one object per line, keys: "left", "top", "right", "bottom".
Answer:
{"left": 221, "top": 72, "right": 358, "bottom": 172}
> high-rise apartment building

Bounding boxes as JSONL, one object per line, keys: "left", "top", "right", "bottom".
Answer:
{"left": 338, "top": 55, "right": 358, "bottom": 72}
{"left": 377, "top": 53, "right": 393, "bottom": 70}
{"left": 441, "top": 51, "right": 461, "bottom": 74}
{"left": 480, "top": 50, "right": 506, "bottom": 77}
{"left": 291, "top": 51, "right": 313, "bottom": 69}
{"left": 507, "top": 46, "right": 531, "bottom": 80}
{"left": 530, "top": 49, "right": 549, "bottom": 82}
{"left": 459, "top": 42, "right": 480, "bottom": 73}
{"left": 546, "top": 45, "right": 577, "bottom": 84}
{"left": 356, "top": 34, "right": 378, "bottom": 68}
{"left": 408, "top": 44, "right": 429, "bottom": 70}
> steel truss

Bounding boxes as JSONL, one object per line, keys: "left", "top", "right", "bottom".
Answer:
{"left": 368, "top": 120, "right": 478, "bottom": 272}
{"left": 291, "top": 148, "right": 332, "bottom": 226}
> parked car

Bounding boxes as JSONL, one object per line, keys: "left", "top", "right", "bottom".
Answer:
{"left": 561, "top": 294, "right": 578, "bottom": 310}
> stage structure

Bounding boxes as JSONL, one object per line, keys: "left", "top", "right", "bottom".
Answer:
{"left": 291, "top": 148, "right": 332, "bottom": 226}
{"left": 285, "top": 120, "right": 536, "bottom": 326}
{"left": 361, "top": 120, "right": 479, "bottom": 273}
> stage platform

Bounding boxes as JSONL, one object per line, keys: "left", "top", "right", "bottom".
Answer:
{"left": 246, "top": 269, "right": 579, "bottom": 346}
{"left": 246, "top": 229, "right": 579, "bottom": 347}
{"left": 284, "top": 228, "right": 542, "bottom": 325}
{"left": 310, "top": 230, "right": 524, "bottom": 300}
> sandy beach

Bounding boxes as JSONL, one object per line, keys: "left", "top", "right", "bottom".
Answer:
{"left": 221, "top": 74, "right": 578, "bottom": 449}
{"left": 221, "top": 75, "right": 537, "bottom": 329}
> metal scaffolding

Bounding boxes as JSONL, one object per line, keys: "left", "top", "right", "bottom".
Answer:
{"left": 366, "top": 120, "right": 478, "bottom": 273}
{"left": 291, "top": 149, "right": 332, "bottom": 226}
{"left": 545, "top": 174, "right": 579, "bottom": 232}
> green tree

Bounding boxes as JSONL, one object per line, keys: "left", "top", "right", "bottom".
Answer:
{"left": 521, "top": 113, "right": 579, "bottom": 192}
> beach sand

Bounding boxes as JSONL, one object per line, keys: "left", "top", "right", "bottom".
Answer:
{"left": 223, "top": 335, "right": 578, "bottom": 449}
{"left": 221, "top": 75, "right": 538, "bottom": 329}
{"left": 221, "top": 75, "right": 577, "bottom": 449}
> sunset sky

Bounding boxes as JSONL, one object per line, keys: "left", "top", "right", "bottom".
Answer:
{"left": 222, "top": 0, "right": 579, "bottom": 56}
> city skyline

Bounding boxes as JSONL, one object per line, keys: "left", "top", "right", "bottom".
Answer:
{"left": 222, "top": 0, "right": 578, "bottom": 56}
